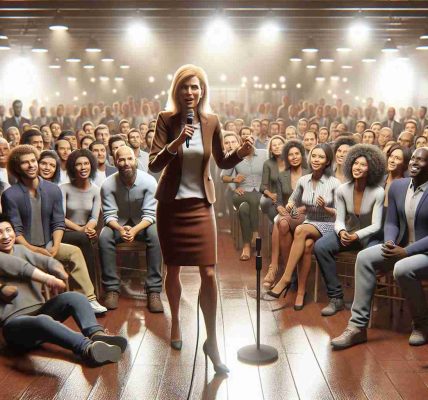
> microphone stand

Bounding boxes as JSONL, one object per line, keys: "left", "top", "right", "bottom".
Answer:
{"left": 238, "top": 237, "right": 278, "bottom": 365}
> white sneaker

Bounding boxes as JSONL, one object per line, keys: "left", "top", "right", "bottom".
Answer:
{"left": 90, "top": 299, "right": 108, "bottom": 314}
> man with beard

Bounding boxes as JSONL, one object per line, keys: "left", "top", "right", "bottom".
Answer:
{"left": 98, "top": 146, "right": 162, "bottom": 312}
{"left": 127, "top": 128, "right": 149, "bottom": 172}
{"left": 332, "top": 148, "right": 428, "bottom": 349}
{"left": 1, "top": 145, "right": 105, "bottom": 314}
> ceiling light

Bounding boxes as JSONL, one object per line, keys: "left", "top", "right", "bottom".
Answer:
{"left": 302, "top": 37, "right": 318, "bottom": 53}
{"left": 101, "top": 54, "right": 114, "bottom": 62}
{"left": 0, "top": 30, "right": 8, "bottom": 40}
{"left": 382, "top": 38, "right": 399, "bottom": 53}
{"left": 148, "top": 76, "right": 156, "bottom": 83}
{"left": 85, "top": 37, "right": 102, "bottom": 52}
{"left": 49, "top": 57, "right": 61, "bottom": 69}
{"left": 306, "top": 64, "right": 317, "bottom": 69}
{"left": 49, "top": 13, "right": 68, "bottom": 31}
{"left": 341, "top": 65, "right": 353, "bottom": 69}
{"left": 99, "top": 76, "right": 110, "bottom": 81}
{"left": 120, "top": 64, "right": 130, "bottom": 69}
{"left": 114, "top": 77, "right": 124, "bottom": 82}
{"left": 330, "top": 76, "right": 340, "bottom": 81}
{"left": 83, "top": 61, "right": 95, "bottom": 69}
{"left": 416, "top": 37, "right": 428, "bottom": 50}
{"left": 66, "top": 52, "right": 81, "bottom": 62}
{"left": 0, "top": 38, "right": 11, "bottom": 50}
{"left": 32, "top": 38, "right": 48, "bottom": 53}
{"left": 279, "top": 76, "right": 286, "bottom": 83}
{"left": 67, "top": 76, "right": 77, "bottom": 82}
{"left": 320, "top": 55, "right": 335, "bottom": 63}
{"left": 362, "top": 51, "right": 376, "bottom": 62}
{"left": 420, "top": 30, "right": 428, "bottom": 40}
{"left": 167, "top": 74, "right": 173, "bottom": 81}
{"left": 289, "top": 54, "right": 302, "bottom": 62}
{"left": 296, "top": 83, "right": 302, "bottom": 88}
{"left": 336, "top": 46, "right": 352, "bottom": 52}
{"left": 349, "top": 14, "right": 370, "bottom": 40}
{"left": 315, "top": 76, "right": 326, "bottom": 82}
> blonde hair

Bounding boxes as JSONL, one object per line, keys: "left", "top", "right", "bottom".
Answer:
{"left": 166, "top": 64, "right": 211, "bottom": 117}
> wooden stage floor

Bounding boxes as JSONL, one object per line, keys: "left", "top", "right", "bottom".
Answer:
{"left": 2, "top": 221, "right": 428, "bottom": 400}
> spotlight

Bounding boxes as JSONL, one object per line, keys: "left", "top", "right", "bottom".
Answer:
{"left": 342, "top": 77, "right": 348, "bottom": 82}
{"left": 148, "top": 76, "right": 155, "bottom": 83}
{"left": 271, "top": 83, "right": 277, "bottom": 89}
{"left": 120, "top": 64, "right": 130, "bottom": 69}
{"left": 205, "top": 17, "right": 233, "bottom": 49}
{"left": 420, "top": 30, "right": 428, "bottom": 40}
{"left": 259, "top": 21, "right": 281, "bottom": 40}
{"left": 306, "top": 65, "right": 317, "bottom": 69}
{"left": 73, "top": 96, "right": 79, "bottom": 101}
{"left": 101, "top": 54, "right": 115, "bottom": 62}
{"left": 416, "top": 36, "right": 428, "bottom": 50}
{"left": 341, "top": 65, "right": 353, "bottom": 69}
{"left": 66, "top": 53, "right": 81, "bottom": 63}
{"left": 55, "top": 91, "right": 60, "bottom": 96}
{"left": 320, "top": 53, "right": 335, "bottom": 63}
{"left": 281, "top": 84, "right": 286, "bottom": 89}
{"left": 82, "top": 91, "right": 87, "bottom": 96}
{"left": 114, "top": 77, "right": 124, "bottom": 82}
{"left": 315, "top": 76, "right": 325, "bottom": 82}
{"left": 83, "top": 58, "right": 95, "bottom": 69}
{"left": 112, "top": 88, "right": 117, "bottom": 94}
{"left": 85, "top": 37, "right": 102, "bottom": 53}
{"left": 220, "top": 73, "right": 227, "bottom": 82}
{"left": 349, "top": 16, "right": 370, "bottom": 41}
{"left": 330, "top": 76, "right": 340, "bottom": 81}
{"left": 241, "top": 76, "right": 248, "bottom": 83}
{"left": 154, "top": 94, "right": 160, "bottom": 100}
{"left": 327, "top": 89, "right": 332, "bottom": 94}
{"left": 67, "top": 76, "right": 77, "bottom": 82}
{"left": 167, "top": 74, "right": 173, "bottom": 81}
{"left": 99, "top": 76, "right": 110, "bottom": 82}
{"left": 302, "top": 37, "right": 318, "bottom": 53}
{"left": 161, "top": 90, "right": 166, "bottom": 95}
{"left": 279, "top": 76, "right": 286, "bottom": 83}
{"left": 49, "top": 13, "right": 68, "bottom": 31}
{"left": 0, "top": 29, "right": 8, "bottom": 40}
{"left": 0, "top": 38, "right": 11, "bottom": 50}
{"left": 289, "top": 54, "right": 302, "bottom": 62}
{"left": 296, "top": 83, "right": 302, "bottom": 88}
{"left": 355, "top": 96, "right": 360, "bottom": 101}
{"left": 345, "top": 89, "right": 350, "bottom": 94}
{"left": 90, "top": 77, "right": 96, "bottom": 83}
{"left": 253, "top": 76, "right": 259, "bottom": 82}
{"left": 332, "top": 94, "right": 338, "bottom": 99}
{"left": 264, "top": 84, "right": 270, "bottom": 90}
{"left": 382, "top": 38, "right": 399, "bottom": 53}
{"left": 128, "top": 22, "right": 150, "bottom": 38}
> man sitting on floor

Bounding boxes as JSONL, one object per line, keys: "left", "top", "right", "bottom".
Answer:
{"left": 332, "top": 147, "right": 428, "bottom": 349}
{"left": 0, "top": 213, "right": 127, "bottom": 365}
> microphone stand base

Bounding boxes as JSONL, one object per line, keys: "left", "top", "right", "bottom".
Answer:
{"left": 237, "top": 344, "right": 278, "bottom": 365}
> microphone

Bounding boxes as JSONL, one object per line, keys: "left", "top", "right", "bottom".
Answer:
{"left": 185, "top": 109, "right": 194, "bottom": 148}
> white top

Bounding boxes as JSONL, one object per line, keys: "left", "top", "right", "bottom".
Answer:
{"left": 59, "top": 168, "right": 70, "bottom": 184}
{"left": 0, "top": 168, "right": 8, "bottom": 184}
{"left": 94, "top": 169, "right": 107, "bottom": 188}
{"left": 175, "top": 123, "right": 205, "bottom": 199}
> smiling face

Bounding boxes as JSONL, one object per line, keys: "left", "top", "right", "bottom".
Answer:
{"left": 318, "top": 128, "right": 329, "bottom": 143}
{"left": 416, "top": 136, "right": 428, "bottom": 149}
{"left": 178, "top": 76, "right": 203, "bottom": 111}
{"left": 387, "top": 148, "right": 404, "bottom": 173}
{"left": 0, "top": 221, "right": 15, "bottom": 254}
{"left": 38, "top": 156, "right": 57, "bottom": 180}
{"left": 335, "top": 144, "right": 350, "bottom": 166}
{"left": 270, "top": 138, "right": 284, "bottom": 157}
{"left": 115, "top": 146, "right": 137, "bottom": 178}
{"left": 18, "top": 153, "right": 38, "bottom": 180}
{"left": 310, "top": 147, "right": 328, "bottom": 173}
{"left": 303, "top": 132, "right": 317, "bottom": 151}
{"left": 74, "top": 156, "right": 91, "bottom": 180}
{"left": 408, "top": 148, "right": 428, "bottom": 179}
{"left": 287, "top": 146, "right": 303, "bottom": 168}
{"left": 352, "top": 156, "right": 369, "bottom": 180}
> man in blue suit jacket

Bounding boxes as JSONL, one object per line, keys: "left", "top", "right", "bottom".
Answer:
{"left": 332, "top": 147, "right": 428, "bottom": 349}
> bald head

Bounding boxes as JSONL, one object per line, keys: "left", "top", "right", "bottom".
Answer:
{"left": 115, "top": 145, "right": 134, "bottom": 160}
{"left": 115, "top": 144, "right": 137, "bottom": 179}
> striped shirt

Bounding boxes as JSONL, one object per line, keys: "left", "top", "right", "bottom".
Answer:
{"left": 289, "top": 173, "right": 340, "bottom": 223}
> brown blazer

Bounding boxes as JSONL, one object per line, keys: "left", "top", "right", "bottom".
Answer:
{"left": 149, "top": 111, "right": 242, "bottom": 203}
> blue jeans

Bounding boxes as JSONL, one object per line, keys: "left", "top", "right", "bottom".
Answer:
{"left": 98, "top": 224, "right": 162, "bottom": 293}
{"left": 2, "top": 292, "right": 103, "bottom": 355}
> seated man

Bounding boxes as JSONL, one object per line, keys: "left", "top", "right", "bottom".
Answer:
{"left": 332, "top": 147, "right": 428, "bottom": 349}
{"left": 0, "top": 214, "right": 127, "bottom": 365}
{"left": 99, "top": 146, "right": 163, "bottom": 312}
{"left": 1, "top": 145, "right": 106, "bottom": 314}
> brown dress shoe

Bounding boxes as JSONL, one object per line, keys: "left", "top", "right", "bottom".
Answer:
{"left": 0, "top": 284, "right": 18, "bottom": 303}
{"left": 103, "top": 291, "right": 119, "bottom": 310}
{"left": 147, "top": 292, "right": 164, "bottom": 313}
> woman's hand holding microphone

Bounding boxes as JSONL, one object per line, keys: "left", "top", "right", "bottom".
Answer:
{"left": 167, "top": 124, "right": 195, "bottom": 153}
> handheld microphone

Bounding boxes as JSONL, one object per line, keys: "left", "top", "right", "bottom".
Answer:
{"left": 185, "top": 109, "right": 194, "bottom": 148}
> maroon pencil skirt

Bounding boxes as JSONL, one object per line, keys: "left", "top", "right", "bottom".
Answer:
{"left": 156, "top": 198, "right": 217, "bottom": 266}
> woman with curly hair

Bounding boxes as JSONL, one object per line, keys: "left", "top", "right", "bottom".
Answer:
{"left": 314, "top": 144, "right": 386, "bottom": 316}
{"left": 266, "top": 143, "right": 340, "bottom": 310}
{"left": 263, "top": 140, "right": 310, "bottom": 288}
{"left": 259, "top": 135, "right": 286, "bottom": 223}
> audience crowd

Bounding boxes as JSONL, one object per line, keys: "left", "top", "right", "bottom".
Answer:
{"left": 1, "top": 93, "right": 428, "bottom": 364}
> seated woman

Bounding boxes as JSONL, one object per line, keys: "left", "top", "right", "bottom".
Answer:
{"left": 221, "top": 126, "right": 267, "bottom": 261}
{"left": 60, "top": 149, "right": 102, "bottom": 297}
{"left": 333, "top": 137, "right": 356, "bottom": 183}
{"left": 38, "top": 150, "right": 61, "bottom": 184}
{"left": 260, "top": 135, "right": 286, "bottom": 223}
{"left": 263, "top": 140, "right": 309, "bottom": 289}
{"left": 0, "top": 214, "right": 127, "bottom": 364}
{"left": 266, "top": 143, "right": 340, "bottom": 310}
{"left": 314, "top": 144, "right": 386, "bottom": 316}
